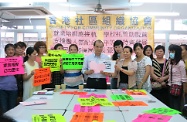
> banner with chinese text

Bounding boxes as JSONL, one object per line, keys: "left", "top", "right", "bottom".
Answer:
{"left": 46, "top": 15, "right": 154, "bottom": 55}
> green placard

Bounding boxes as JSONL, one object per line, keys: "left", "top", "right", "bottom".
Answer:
{"left": 41, "top": 56, "right": 60, "bottom": 72}
{"left": 48, "top": 50, "right": 67, "bottom": 57}
{"left": 111, "top": 94, "right": 133, "bottom": 100}
{"left": 62, "top": 53, "right": 84, "bottom": 70}
{"left": 32, "top": 114, "right": 66, "bottom": 122}
{"left": 144, "top": 107, "right": 181, "bottom": 115}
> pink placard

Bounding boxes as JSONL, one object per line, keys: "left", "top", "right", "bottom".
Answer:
{"left": 89, "top": 61, "right": 106, "bottom": 73}
{"left": 79, "top": 93, "right": 107, "bottom": 98}
{"left": 73, "top": 104, "right": 100, "bottom": 112}
{"left": 132, "top": 113, "right": 172, "bottom": 122}
{"left": 0, "top": 57, "right": 24, "bottom": 76}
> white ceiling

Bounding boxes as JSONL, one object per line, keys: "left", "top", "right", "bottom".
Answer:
{"left": 0, "top": 0, "right": 187, "bottom": 20}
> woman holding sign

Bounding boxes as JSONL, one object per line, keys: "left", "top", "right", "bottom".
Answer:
{"left": 112, "top": 46, "right": 137, "bottom": 89}
{"left": 23, "top": 47, "right": 41, "bottom": 101}
{"left": 61, "top": 44, "right": 84, "bottom": 89}
{"left": 0, "top": 44, "right": 18, "bottom": 113}
{"left": 111, "top": 40, "right": 124, "bottom": 89}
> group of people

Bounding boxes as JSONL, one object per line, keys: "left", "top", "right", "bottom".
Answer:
{"left": 110, "top": 40, "right": 187, "bottom": 111}
{"left": 0, "top": 39, "right": 187, "bottom": 114}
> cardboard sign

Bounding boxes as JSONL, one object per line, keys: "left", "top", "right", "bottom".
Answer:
{"left": 144, "top": 107, "right": 181, "bottom": 115}
{"left": 34, "top": 67, "right": 51, "bottom": 86}
{"left": 111, "top": 94, "right": 133, "bottom": 100}
{"left": 0, "top": 57, "right": 24, "bottom": 76}
{"left": 112, "top": 101, "right": 148, "bottom": 106}
{"left": 48, "top": 50, "right": 67, "bottom": 57}
{"left": 99, "top": 60, "right": 116, "bottom": 73}
{"left": 73, "top": 104, "right": 100, "bottom": 113}
{"left": 32, "top": 114, "right": 66, "bottom": 122}
{"left": 125, "top": 89, "right": 147, "bottom": 95}
{"left": 60, "top": 91, "right": 87, "bottom": 95}
{"left": 41, "top": 56, "right": 60, "bottom": 72}
{"left": 62, "top": 54, "right": 84, "bottom": 69}
{"left": 70, "top": 112, "right": 104, "bottom": 122}
{"left": 133, "top": 113, "right": 172, "bottom": 122}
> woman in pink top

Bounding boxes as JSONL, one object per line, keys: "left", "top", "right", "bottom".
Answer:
{"left": 34, "top": 41, "right": 47, "bottom": 68}
{"left": 34, "top": 41, "right": 47, "bottom": 89}
{"left": 168, "top": 44, "right": 187, "bottom": 111}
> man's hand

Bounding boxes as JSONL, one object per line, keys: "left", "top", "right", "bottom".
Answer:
{"left": 86, "top": 70, "right": 94, "bottom": 75}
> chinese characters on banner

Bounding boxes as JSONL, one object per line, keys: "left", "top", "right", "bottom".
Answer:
{"left": 33, "top": 67, "right": 51, "bottom": 86}
{"left": 0, "top": 57, "right": 24, "bottom": 76}
{"left": 46, "top": 15, "right": 154, "bottom": 55}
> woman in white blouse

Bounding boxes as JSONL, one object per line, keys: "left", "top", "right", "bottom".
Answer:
{"left": 133, "top": 43, "right": 152, "bottom": 93}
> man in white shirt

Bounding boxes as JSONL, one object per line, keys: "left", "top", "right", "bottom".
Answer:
{"left": 82, "top": 40, "right": 110, "bottom": 89}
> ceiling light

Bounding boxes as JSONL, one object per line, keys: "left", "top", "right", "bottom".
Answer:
{"left": 124, "top": 12, "right": 180, "bottom": 16}
{"left": 131, "top": 0, "right": 187, "bottom": 3}
{"left": 0, "top": 0, "right": 67, "bottom": 2}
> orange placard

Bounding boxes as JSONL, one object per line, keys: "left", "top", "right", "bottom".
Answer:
{"left": 125, "top": 89, "right": 147, "bottom": 95}
{"left": 33, "top": 67, "right": 51, "bottom": 86}
{"left": 60, "top": 91, "right": 87, "bottom": 95}
{"left": 70, "top": 112, "right": 104, "bottom": 122}
{"left": 112, "top": 101, "right": 148, "bottom": 106}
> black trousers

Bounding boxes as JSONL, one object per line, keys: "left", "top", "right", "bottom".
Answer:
{"left": 86, "top": 78, "right": 107, "bottom": 89}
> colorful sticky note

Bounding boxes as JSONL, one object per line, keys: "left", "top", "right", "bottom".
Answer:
{"left": 41, "top": 56, "right": 61, "bottom": 72}
{"left": 144, "top": 107, "right": 181, "bottom": 115}
{"left": 70, "top": 112, "right": 104, "bottom": 122}
{"left": 48, "top": 50, "right": 67, "bottom": 57}
{"left": 111, "top": 94, "right": 133, "bottom": 100}
{"left": 112, "top": 101, "right": 148, "bottom": 106}
{"left": 132, "top": 113, "right": 172, "bottom": 122}
{"left": 79, "top": 93, "right": 107, "bottom": 98}
{"left": 60, "top": 91, "right": 87, "bottom": 95}
{"left": 78, "top": 96, "right": 113, "bottom": 107}
{"left": 33, "top": 67, "right": 51, "bottom": 86}
{"left": 73, "top": 104, "right": 100, "bottom": 112}
{"left": 62, "top": 54, "right": 84, "bottom": 70}
{"left": 125, "top": 89, "right": 147, "bottom": 95}
{"left": 0, "top": 57, "right": 24, "bottom": 76}
{"left": 32, "top": 114, "right": 66, "bottom": 122}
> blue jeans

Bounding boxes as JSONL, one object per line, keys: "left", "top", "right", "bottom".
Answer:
{"left": 0, "top": 90, "right": 18, "bottom": 113}
{"left": 110, "top": 78, "right": 117, "bottom": 89}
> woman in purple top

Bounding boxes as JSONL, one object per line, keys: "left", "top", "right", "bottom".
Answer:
{"left": 0, "top": 44, "right": 18, "bottom": 113}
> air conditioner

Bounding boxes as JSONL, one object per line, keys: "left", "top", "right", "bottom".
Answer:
{"left": 0, "top": 7, "right": 52, "bottom": 16}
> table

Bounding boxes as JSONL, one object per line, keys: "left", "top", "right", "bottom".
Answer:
{"left": 5, "top": 105, "right": 65, "bottom": 122}
{"left": 66, "top": 89, "right": 120, "bottom": 111}
{"left": 25, "top": 92, "right": 74, "bottom": 110}
{"left": 5, "top": 89, "right": 187, "bottom": 122}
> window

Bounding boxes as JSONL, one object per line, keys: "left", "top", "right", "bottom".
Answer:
{"left": 155, "top": 19, "right": 171, "bottom": 30}
{"left": 24, "top": 26, "right": 33, "bottom": 29}
{"left": 174, "top": 19, "right": 187, "bottom": 30}
{"left": 36, "top": 26, "right": 46, "bottom": 29}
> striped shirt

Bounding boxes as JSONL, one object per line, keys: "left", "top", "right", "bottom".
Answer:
{"left": 64, "top": 70, "right": 84, "bottom": 87}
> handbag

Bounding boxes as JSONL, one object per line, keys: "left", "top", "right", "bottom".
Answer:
{"left": 170, "top": 84, "right": 182, "bottom": 96}
{"left": 169, "top": 65, "right": 182, "bottom": 96}
{"left": 151, "top": 59, "right": 166, "bottom": 89}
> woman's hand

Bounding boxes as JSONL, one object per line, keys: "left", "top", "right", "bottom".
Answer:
{"left": 115, "top": 64, "right": 121, "bottom": 71}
